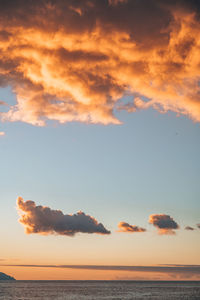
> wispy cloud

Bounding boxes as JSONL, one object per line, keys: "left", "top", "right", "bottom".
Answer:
{"left": 1, "top": 264, "right": 200, "bottom": 278}
{"left": 16, "top": 197, "right": 110, "bottom": 236}
{"left": 185, "top": 226, "right": 194, "bottom": 231}
{"left": 117, "top": 222, "right": 146, "bottom": 233}
{"left": 149, "top": 214, "right": 179, "bottom": 235}
{"left": 0, "top": 1, "right": 200, "bottom": 125}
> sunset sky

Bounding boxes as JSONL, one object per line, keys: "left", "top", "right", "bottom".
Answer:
{"left": 0, "top": 0, "right": 200, "bottom": 280}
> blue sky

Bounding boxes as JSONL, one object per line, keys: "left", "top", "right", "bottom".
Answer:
{"left": 1, "top": 86, "right": 199, "bottom": 232}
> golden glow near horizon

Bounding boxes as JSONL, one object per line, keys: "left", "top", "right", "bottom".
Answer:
{"left": 1, "top": 264, "right": 200, "bottom": 281}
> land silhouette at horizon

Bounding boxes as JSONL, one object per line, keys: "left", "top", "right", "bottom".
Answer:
{"left": 0, "top": 272, "right": 16, "bottom": 281}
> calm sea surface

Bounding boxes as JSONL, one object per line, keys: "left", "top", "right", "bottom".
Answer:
{"left": 0, "top": 281, "right": 200, "bottom": 300}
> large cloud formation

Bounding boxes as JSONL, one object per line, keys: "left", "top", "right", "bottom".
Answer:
{"left": 0, "top": 0, "right": 200, "bottom": 125}
{"left": 118, "top": 221, "right": 146, "bottom": 233}
{"left": 149, "top": 214, "right": 179, "bottom": 235}
{"left": 16, "top": 197, "right": 110, "bottom": 236}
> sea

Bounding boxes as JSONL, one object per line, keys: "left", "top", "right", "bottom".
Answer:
{"left": 0, "top": 281, "right": 200, "bottom": 299}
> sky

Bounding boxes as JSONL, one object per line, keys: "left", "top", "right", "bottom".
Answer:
{"left": 0, "top": 0, "right": 200, "bottom": 280}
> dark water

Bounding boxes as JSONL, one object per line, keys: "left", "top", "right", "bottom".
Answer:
{"left": 0, "top": 281, "right": 200, "bottom": 299}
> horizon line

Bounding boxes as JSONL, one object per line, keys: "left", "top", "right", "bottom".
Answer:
{"left": 1, "top": 264, "right": 200, "bottom": 274}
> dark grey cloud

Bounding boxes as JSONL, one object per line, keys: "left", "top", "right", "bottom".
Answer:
{"left": 0, "top": 0, "right": 198, "bottom": 38}
{"left": 197, "top": 224, "right": 200, "bottom": 229}
{"left": 17, "top": 197, "right": 110, "bottom": 236}
{"left": 149, "top": 214, "right": 179, "bottom": 235}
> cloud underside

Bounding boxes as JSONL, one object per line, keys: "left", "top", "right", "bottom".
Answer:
{"left": 16, "top": 197, "right": 110, "bottom": 236}
{"left": 149, "top": 214, "right": 179, "bottom": 235}
{"left": 118, "top": 222, "right": 146, "bottom": 233}
{"left": 0, "top": 0, "right": 200, "bottom": 125}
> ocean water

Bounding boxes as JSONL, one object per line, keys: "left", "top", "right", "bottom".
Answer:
{"left": 0, "top": 281, "right": 200, "bottom": 300}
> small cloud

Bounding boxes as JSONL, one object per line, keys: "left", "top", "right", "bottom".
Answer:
{"left": 117, "top": 222, "right": 146, "bottom": 233}
{"left": 0, "top": 131, "right": 5, "bottom": 136}
{"left": 0, "top": 100, "right": 7, "bottom": 105}
{"left": 16, "top": 197, "right": 110, "bottom": 236}
{"left": 197, "top": 224, "right": 200, "bottom": 229}
{"left": 149, "top": 214, "right": 179, "bottom": 235}
{"left": 185, "top": 226, "right": 194, "bottom": 231}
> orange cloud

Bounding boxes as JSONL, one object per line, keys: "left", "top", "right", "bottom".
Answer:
{"left": 16, "top": 197, "right": 110, "bottom": 236}
{"left": 0, "top": 0, "right": 200, "bottom": 125}
{"left": 149, "top": 214, "right": 179, "bottom": 235}
{"left": 0, "top": 131, "right": 5, "bottom": 136}
{"left": 118, "top": 222, "right": 146, "bottom": 233}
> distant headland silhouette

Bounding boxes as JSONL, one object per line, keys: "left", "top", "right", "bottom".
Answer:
{"left": 0, "top": 272, "right": 16, "bottom": 281}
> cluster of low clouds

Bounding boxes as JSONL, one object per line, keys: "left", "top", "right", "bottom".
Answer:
{"left": 119, "top": 214, "right": 200, "bottom": 235}
{"left": 17, "top": 197, "right": 199, "bottom": 237}
{"left": 0, "top": 0, "right": 200, "bottom": 127}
